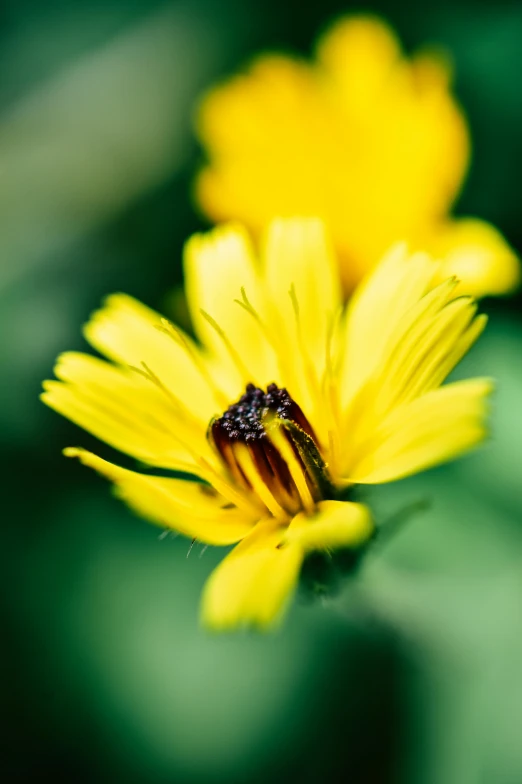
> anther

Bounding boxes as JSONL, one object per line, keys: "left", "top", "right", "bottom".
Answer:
{"left": 208, "top": 383, "right": 331, "bottom": 517}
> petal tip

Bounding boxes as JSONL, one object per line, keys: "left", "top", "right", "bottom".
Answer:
{"left": 63, "top": 446, "right": 83, "bottom": 459}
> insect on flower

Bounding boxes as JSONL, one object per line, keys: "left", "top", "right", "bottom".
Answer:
{"left": 42, "top": 219, "right": 492, "bottom": 630}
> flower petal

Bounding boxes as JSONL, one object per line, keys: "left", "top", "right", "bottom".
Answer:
{"left": 184, "top": 224, "right": 277, "bottom": 396}
{"left": 201, "top": 520, "right": 303, "bottom": 631}
{"left": 42, "top": 352, "right": 213, "bottom": 471}
{"left": 285, "top": 500, "right": 373, "bottom": 552}
{"left": 262, "top": 218, "right": 341, "bottom": 424}
{"left": 84, "top": 293, "right": 218, "bottom": 421}
{"left": 340, "top": 243, "right": 438, "bottom": 406}
{"left": 340, "top": 274, "right": 489, "bottom": 478}
{"left": 64, "top": 448, "right": 257, "bottom": 545}
{"left": 264, "top": 218, "right": 341, "bottom": 362}
{"left": 430, "top": 218, "right": 520, "bottom": 297}
{"left": 348, "top": 378, "right": 492, "bottom": 483}
{"left": 317, "top": 17, "right": 468, "bottom": 222}
{"left": 316, "top": 15, "right": 402, "bottom": 107}
{"left": 373, "top": 285, "right": 486, "bottom": 413}
{"left": 195, "top": 55, "right": 325, "bottom": 233}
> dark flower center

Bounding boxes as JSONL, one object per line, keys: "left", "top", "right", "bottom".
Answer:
{"left": 211, "top": 382, "right": 315, "bottom": 445}
{"left": 209, "top": 383, "right": 333, "bottom": 517}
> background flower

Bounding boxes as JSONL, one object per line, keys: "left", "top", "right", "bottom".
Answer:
{"left": 195, "top": 15, "right": 520, "bottom": 297}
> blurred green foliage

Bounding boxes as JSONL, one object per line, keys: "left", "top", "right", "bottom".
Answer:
{"left": 2, "top": 1, "right": 522, "bottom": 782}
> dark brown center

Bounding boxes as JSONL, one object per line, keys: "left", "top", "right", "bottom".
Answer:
{"left": 211, "top": 383, "right": 315, "bottom": 446}
{"left": 209, "top": 384, "right": 333, "bottom": 516}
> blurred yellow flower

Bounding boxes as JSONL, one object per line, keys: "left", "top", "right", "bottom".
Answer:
{"left": 42, "top": 219, "right": 491, "bottom": 630}
{"left": 195, "top": 15, "right": 519, "bottom": 298}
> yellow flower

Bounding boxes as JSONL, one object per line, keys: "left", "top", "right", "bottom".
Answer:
{"left": 194, "top": 15, "right": 519, "bottom": 298}
{"left": 42, "top": 218, "right": 491, "bottom": 630}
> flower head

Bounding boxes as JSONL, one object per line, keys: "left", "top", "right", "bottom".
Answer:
{"left": 42, "top": 218, "right": 491, "bottom": 630}
{"left": 195, "top": 15, "right": 519, "bottom": 297}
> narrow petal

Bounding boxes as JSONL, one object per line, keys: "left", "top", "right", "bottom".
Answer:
{"left": 430, "top": 218, "right": 520, "bottom": 297}
{"left": 263, "top": 218, "right": 341, "bottom": 361}
{"left": 41, "top": 352, "right": 212, "bottom": 471}
{"left": 340, "top": 244, "right": 438, "bottom": 406}
{"left": 84, "top": 293, "right": 218, "bottom": 421}
{"left": 263, "top": 218, "right": 341, "bottom": 417}
{"left": 201, "top": 521, "right": 303, "bottom": 631}
{"left": 341, "top": 278, "right": 489, "bottom": 477}
{"left": 183, "top": 224, "right": 277, "bottom": 396}
{"left": 348, "top": 378, "right": 492, "bottom": 483}
{"left": 285, "top": 500, "right": 373, "bottom": 552}
{"left": 65, "top": 448, "right": 257, "bottom": 545}
{"left": 373, "top": 288, "right": 484, "bottom": 413}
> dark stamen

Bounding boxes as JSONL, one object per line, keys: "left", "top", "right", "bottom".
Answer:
{"left": 208, "top": 383, "right": 330, "bottom": 515}
{"left": 211, "top": 383, "right": 316, "bottom": 447}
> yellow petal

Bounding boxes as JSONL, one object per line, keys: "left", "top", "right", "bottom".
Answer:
{"left": 41, "top": 352, "right": 212, "bottom": 471}
{"left": 430, "top": 218, "right": 520, "bottom": 297}
{"left": 285, "top": 500, "right": 373, "bottom": 552}
{"left": 183, "top": 224, "right": 277, "bottom": 396}
{"left": 263, "top": 218, "right": 341, "bottom": 363}
{"left": 374, "top": 288, "right": 484, "bottom": 413}
{"left": 316, "top": 15, "right": 402, "bottom": 107}
{"left": 341, "top": 272, "right": 489, "bottom": 477}
{"left": 340, "top": 244, "right": 438, "bottom": 406}
{"left": 349, "top": 378, "right": 492, "bottom": 483}
{"left": 64, "top": 448, "right": 257, "bottom": 545}
{"left": 201, "top": 520, "right": 303, "bottom": 631}
{"left": 196, "top": 55, "right": 318, "bottom": 165}
{"left": 317, "top": 17, "right": 469, "bottom": 275}
{"left": 262, "top": 218, "right": 341, "bottom": 422}
{"left": 84, "top": 293, "right": 218, "bottom": 421}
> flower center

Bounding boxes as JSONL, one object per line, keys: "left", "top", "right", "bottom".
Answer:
{"left": 211, "top": 383, "right": 316, "bottom": 443}
{"left": 209, "top": 383, "right": 334, "bottom": 518}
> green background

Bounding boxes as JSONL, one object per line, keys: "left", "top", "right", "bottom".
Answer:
{"left": 2, "top": 1, "right": 522, "bottom": 782}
